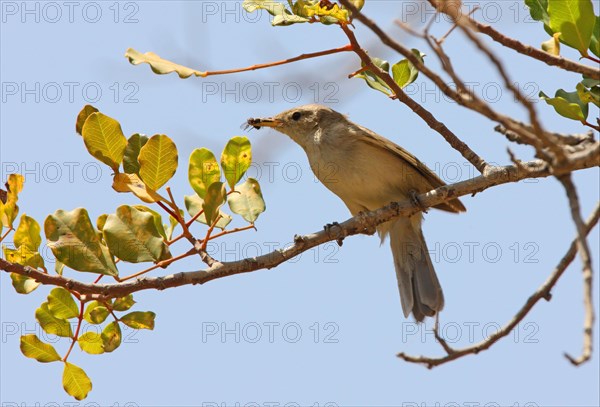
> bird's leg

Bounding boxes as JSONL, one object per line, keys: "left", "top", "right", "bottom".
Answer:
{"left": 323, "top": 222, "right": 344, "bottom": 246}
{"left": 409, "top": 190, "right": 429, "bottom": 214}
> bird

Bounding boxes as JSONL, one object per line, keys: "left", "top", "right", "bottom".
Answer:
{"left": 246, "top": 104, "right": 465, "bottom": 321}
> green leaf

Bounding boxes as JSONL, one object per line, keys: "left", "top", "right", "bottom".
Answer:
{"left": 590, "top": 15, "right": 600, "bottom": 58}
{"left": 126, "top": 48, "right": 207, "bottom": 78}
{"left": 83, "top": 301, "right": 109, "bottom": 324}
{"left": 20, "top": 334, "right": 61, "bottom": 363}
{"left": 243, "top": 0, "right": 310, "bottom": 26}
{"left": 10, "top": 273, "right": 40, "bottom": 294}
{"left": 0, "top": 174, "right": 24, "bottom": 229}
{"left": 189, "top": 148, "right": 221, "bottom": 199}
{"left": 78, "top": 332, "right": 105, "bottom": 354}
{"left": 14, "top": 214, "right": 42, "bottom": 250}
{"left": 101, "top": 321, "right": 122, "bottom": 352}
{"left": 55, "top": 260, "right": 65, "bottom": 275}
{"left": 44, "top": 208, "right": 118, "bottom": 276}
{"left": 81, "top": 112, "right": 127, "bottom": 172}
{"left": 121, "top": 311, "right": 155, "bottom": 330}
{"left": 165, "top": 210, "right": 183, "bottom": 241}
{"left": 132, "top": 205, "right": 167, "bottom": 240}
{"left": 202, "top": 182, "right": 227, "bottom": 226}
{"left": 138, "top": 134, "right": 178, "bottom": 191}
{"left": 391, "top": 49, "right": 425, "bottom": 89}
{"left": 3, "top": 246, "right": 44, "bottom": 269}
{"left": 75, "top": 105, "right": 99, "bottom": 136}
{"left": 112, "top": 173, "right": 166, "bottom": 204}
{"left": 221, "top": 137, "right": 252, "bottom": 190}
{"left": 123, "top": 133, "right": 149, "bottom": 175}
{"left": 355, "top": 58, "right": 392, "bottom": 95}
{"left": 548, "top": 0, "right": 595, "bottom": 54}
{"left": 577, "top": 82, "right": 600, "bottom": 107}
{"left": 103, "top": 205, "right": 171, "bottom": 263}
{"left": 582, "top": 75, "right": 600, "bottom": 89}
{"left": 540, "top": 89, "right": 589, "bottom": 121}
{"left": 63, "top": 362, "right": 92, "bottom": 400}
{"left": 184, "top": 194, "right": 232, "bottom": 230}
{"left": 112, "top": 294, "right": 136, "bottom": 312}
{"left": 35, "top": 302, "right": 73, "bottom": 337}
{"left": 227, "top": 178, "right": 266, "bottom": 223}
{"left": 525, "top": 0, "right": 549, "bottom": 23}
{"left": 47, "top": 287, "right": 79, "bottom": 319}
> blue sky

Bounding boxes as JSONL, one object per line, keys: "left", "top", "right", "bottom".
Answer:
{"left": 1, "top": 1, "right": 599, "bottom": 405}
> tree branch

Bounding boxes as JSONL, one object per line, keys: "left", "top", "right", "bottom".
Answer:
{"left": 2, "top": 149, "right": 597, "bottom": 301}
{"left": 558, "top": 174, "right": 595, "bottom": 366}
{"left": 398, "top": 201, "right": 600, "bottom": 368}
{"left": 470, "top": 19, "right": 600, "bottom": 80}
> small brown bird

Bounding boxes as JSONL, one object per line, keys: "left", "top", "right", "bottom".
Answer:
{"left": 248, "top": 104, "right": 465, "bottom": 321}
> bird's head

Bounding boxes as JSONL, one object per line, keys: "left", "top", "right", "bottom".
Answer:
{"left": 246, "top": 104, "right": 345, "bottom": 147}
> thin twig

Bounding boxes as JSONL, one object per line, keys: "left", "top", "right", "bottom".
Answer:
{"left": 398, "top": 202, "right": 600, "bottom": 368}
{"left": 558, "top": 174, "right": 595, "bottom": 366}
{"left": 203, "top": 44, "right": 354, "bottom": 76}
{"left": 470, "top": 19, "right": 600, "bottom": 80}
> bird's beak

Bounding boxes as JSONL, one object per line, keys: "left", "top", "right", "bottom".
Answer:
{"left": 245, "top": 117, "right": 282, "bottom": 130}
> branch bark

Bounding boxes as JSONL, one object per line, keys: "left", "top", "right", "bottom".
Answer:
{"left": 2, "top": 149, "right": 598, "bottom": 301}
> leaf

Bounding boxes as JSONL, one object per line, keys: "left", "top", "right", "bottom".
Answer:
{"left": 0, "top": 174, "right": 24, "bottom": 228}
{"left": 63, "top": 362, "right": 92, "bottom": 400}
{"left": 132, "top": 205, "right": 167, "bottom": 240}
{"left": 189, "top": 148, "right": 221, "bottom": 198}
{"left": 81, "top": 112, "right": 127, "bottom": 172}
{"left": 123, "top": 133, "right": 149, "bottom": 175}
{"left": 355, "top": 58, "right": 392, "bottom": 95}
{"left": 590, "top": 15, "right": 600, "bottom": 58}
{"left": 44, "top": 208, "right": 118, "bottom": 276}
{"left": 125, "top": 48, "right": 207, "bottom": 78}
{"left": 138, "top": 134, "right": 178, "bottom": 191}
{"left": 243, "top": 0, "right": 310, "bottom": 26}
{"left": 55, "top": 260, "right": 65, "bottom": 275}
{"left": 391, "top": 49, "right": 425, "bottom": 89}
{"left": 202, "top": 182, "right": 227, "bottom": 226}
{"left": 541, "top": 32, "right": 561, "bottom": 56}
{"left": 184, "top": 194, "right": 232, "bottom": 230}
{"left": 112, "top": 173, "right": 166, "bottom": 203}
{"left": 576, "top": 82, "right": 600, "bottom": 107}
{"left": 103, "top": 205, "right": 171, "bottom": 263}
{"left": 121, "top": 311, "right": 155, "bottom": 330}
{"left": 20, "top": 334, "right": 61, "bottom": 363}
{"left": 14, "top": 214, "right": 42, "bottom": 250}
{"left": 101, "top": 321, "right": 122, "bottom": 352}
{"left": 75, "top": 105, "right": 99, "bottom": 136}
{"left": 227, "top": 178, "right": 266, "bottom": 223}
{"left": 83, "top": 301, "right": 109, "bottom": 324}
{"left": 3, "top": 246, "right": 44, "bottom": 269}
{"left": 96, "top": 214, "right": 108, "bottom": 232}
{"left": 548, "top": 0, "right": 595, "bottom": 54}
{"left": 540, "top": 89, "right": 589, "bottom": 121}
{"left": 581, "top": 75, "right": 600, "bottom": 88}
{"left": 78, "top": 332, "right": 105, "bottom": 354}
{"left": 221, "top": 137, "right": 252, "bottom": 190}
{"left": 10, "top": 273, "right": 40, "bottom": 294}
{"left": 47, "top": 287, "right": 79, "bottom": 319}
{"left": 165, "top": 210, "right": 183, "bottom": 241}
{"left": 112, "top": 294, "right": 135, "bottom": 311}
{"left": 297, "top": 0, "right": 350, "bottom": 23}
{"left": 36, "top": 303, "right": 73, "bottom": 338}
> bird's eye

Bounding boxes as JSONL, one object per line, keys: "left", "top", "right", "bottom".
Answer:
{"left": 291, "top": 112, "right": 301, "bottom": 121}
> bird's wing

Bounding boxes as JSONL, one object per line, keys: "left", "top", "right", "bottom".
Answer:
{"left": 357, "top": 125, "right": 466, "bottom": 213}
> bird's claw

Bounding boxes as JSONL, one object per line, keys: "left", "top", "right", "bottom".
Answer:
{"left": 409, "top": 190, "right": 428, "bottom": 213}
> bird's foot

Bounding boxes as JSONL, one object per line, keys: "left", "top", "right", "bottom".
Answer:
{"left": 324, "top": 222, "right": 344, "bottom": 246}
{"left": 409, "top": 190, "right": 429, "bottom": 214}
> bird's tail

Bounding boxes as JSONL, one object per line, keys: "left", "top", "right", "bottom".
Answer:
{"left": 386, "top": 217, "right": 444, "bottom": 322}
